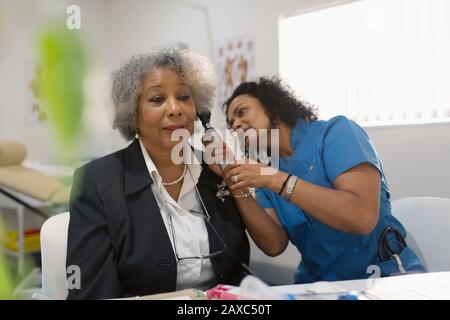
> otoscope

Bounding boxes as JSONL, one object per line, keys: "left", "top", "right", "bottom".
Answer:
{"left": 197, "top": 110, "right": 234, "bottom": 171}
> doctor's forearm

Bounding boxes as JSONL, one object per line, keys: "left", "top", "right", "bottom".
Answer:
{"left": 293, "top": 179, "right": 377, "bottom": 234}
{"left": 233, "top": 196, "right": 288, "bottom": 256}
{"left": 271, "top": 172, "right": 378, "bottom": 234}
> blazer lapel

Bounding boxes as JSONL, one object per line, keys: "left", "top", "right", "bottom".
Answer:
{"left": 123, "top": 139, "right": 177, "bottom": 292}
{"left": 197, "top": 163, "right": 222, "bottom": 224}
{"left": 197, "top": 164, "right": 228, "bottom": 271}
{"left": 124, "top": 139, "right": 153, "bottom": 196}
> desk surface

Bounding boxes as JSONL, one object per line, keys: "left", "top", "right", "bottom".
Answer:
{"left": 271, "top": 271, "right": 450, "bottom": 299}
{"left": 118, "top": 272, "right": 450, "bottom": 300}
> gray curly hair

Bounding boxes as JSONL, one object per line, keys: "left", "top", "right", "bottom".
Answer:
{"left": 111, "top": 49, "right": 216, "bottom": 141}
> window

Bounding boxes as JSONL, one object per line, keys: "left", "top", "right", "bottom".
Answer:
{"left": 279, "top": 0, "right": 450, "bottom": 126}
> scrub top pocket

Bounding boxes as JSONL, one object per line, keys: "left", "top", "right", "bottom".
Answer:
{"left": 377, "top": 245, "right": 427, "bottom": 277}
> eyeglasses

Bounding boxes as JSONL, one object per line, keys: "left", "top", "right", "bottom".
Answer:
{"left": 166, "top": 207, "right": 227, "bottom": 262}
{"left": 160, "top": 170, "right": 227, "bottom": 263}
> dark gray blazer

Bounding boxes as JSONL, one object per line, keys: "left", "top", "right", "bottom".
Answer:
{"left": 66, "top": 139, "right": 250, "bottom": 299}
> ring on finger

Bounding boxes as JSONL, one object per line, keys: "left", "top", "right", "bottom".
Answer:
{"left": 231, "top": 175, "right": 240, "bottom": 183}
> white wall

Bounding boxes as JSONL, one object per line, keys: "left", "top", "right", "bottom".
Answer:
{"left": 0, "top": 0, "right": 112, "bottom": 163}
{"left": 367, "top": 123, "right": 450, "bottom": 200}
{"left": 105, "top": 0, "right": 212, "bottom": 68}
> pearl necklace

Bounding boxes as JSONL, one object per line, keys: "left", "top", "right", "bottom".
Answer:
{"left": 162, "top": 164, "right": 187, "bottom": 186}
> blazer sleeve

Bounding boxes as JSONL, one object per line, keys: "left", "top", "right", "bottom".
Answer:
{"left": 66, "top": 167, "right": 122, "bottom": 299}
{"left": 227, "top": 236, "right": 251, "bottom": 286}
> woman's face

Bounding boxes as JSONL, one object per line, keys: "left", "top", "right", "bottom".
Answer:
{"left": 137, "top": 68, "right": 196, "bottom": 151}
{"left": 227, "top": 94, "right": 271, "bottom": 145}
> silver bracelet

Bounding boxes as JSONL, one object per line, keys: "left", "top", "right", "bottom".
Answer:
{"left": 281, "top": 175, "right": 298, "bottom": 202}
{"left": 232, "top": 192, "right": 251, "bottom": 198}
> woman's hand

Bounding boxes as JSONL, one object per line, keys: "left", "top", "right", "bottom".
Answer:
{"left": 224, "top": 160, "right": 289, "bottom": 193}
{"left": 202, "top": 140, "right": 231, "bottom": 178}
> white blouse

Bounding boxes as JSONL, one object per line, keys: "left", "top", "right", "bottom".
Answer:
{"left": 138, "top": 139, "right": 215, "bottom": 291}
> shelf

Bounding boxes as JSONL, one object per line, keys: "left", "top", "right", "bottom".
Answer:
{"left": 2, "top": 247, "right": 20, "bottom": 258}
{"left": 2, "top": 247, "right": 40, "bottom": 258}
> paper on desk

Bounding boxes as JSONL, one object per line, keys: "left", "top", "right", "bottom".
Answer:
{"left": 137, "top": 289, "right": 206, "bottom": 300}
{"left": 305, "top": 281, "right": 349, "bottom": 294}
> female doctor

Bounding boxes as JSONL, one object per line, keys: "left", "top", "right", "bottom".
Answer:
{"left": 220, "top": 77, "right": 426, "bottom": 283}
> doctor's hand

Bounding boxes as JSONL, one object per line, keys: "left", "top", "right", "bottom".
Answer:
{"left": 223, "top": 160, "right": 289, "bottom": 193}
{"left": 202, "top": 140, "right": 232, "bottom": 178}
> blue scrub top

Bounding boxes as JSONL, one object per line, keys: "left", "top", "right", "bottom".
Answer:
{"left": 256, "top": 116, "right": 426, "bottom": 283}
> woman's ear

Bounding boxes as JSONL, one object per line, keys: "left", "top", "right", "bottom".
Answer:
{"left": 270, "top": 116, "right": 281, "bottom": 129}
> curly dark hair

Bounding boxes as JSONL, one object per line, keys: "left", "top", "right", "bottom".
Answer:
{"left": 223, "top": 77, "right": 318, "bottom": 128}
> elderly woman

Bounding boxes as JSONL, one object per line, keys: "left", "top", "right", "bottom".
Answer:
{"left": 66, "top": 49, "right": 250, "bottom": 300}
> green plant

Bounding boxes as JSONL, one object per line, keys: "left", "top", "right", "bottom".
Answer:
{"left": 36, "top": 20, "right": 88, "bottom": 153}
{"left": 0, "top": 220, "right": 13, "bottom": 299}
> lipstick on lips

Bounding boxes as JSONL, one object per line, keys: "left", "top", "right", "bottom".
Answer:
{"left": 163, "top": 124, "right": 185, "bottom": 131}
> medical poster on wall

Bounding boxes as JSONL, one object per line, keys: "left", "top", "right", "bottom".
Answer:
{"left": 217, "top": 35, "right": 255, "bottom": 106}
{"left": 25, "top": 61, "right": 49, "bottom": 127}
